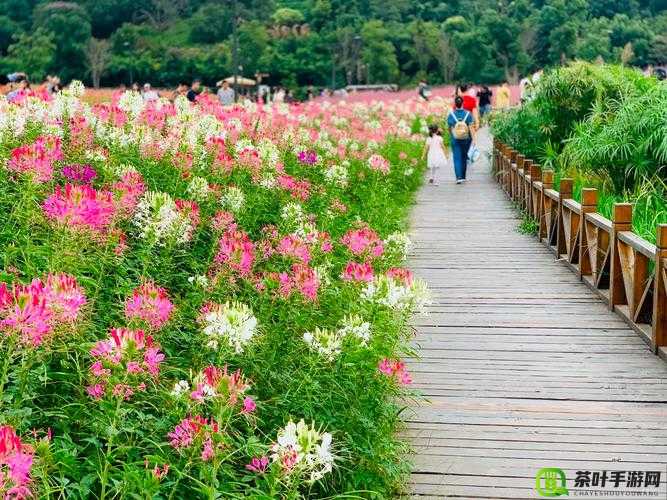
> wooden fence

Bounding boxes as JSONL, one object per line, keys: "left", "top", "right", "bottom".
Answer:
{"left": 493, "top": 139, "right": 667, "bottom": 359}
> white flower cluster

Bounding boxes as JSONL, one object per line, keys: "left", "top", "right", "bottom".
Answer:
{"left": 117, "top": 90, "right": 145, "bottom": 116}
{"left": 271, "top": 419, "right": 334, "bottom": 483}
{"left": 201, "top": 301, "right": 258, "bottom": 353}
{"left": 171, "top": 380, "right": 190, "bottom": 397}
{"left": 65, "top": 80, "right": 86, "bottom": 98}
{"left": 338, "top": 314, "right": 371, "bottom": 345}
{"left": 384, "top": 232, "right": 413, "bottom": 262}
{"left": 220, "top": 186, "right": 245, "bottom": 213}
{"left": 281, "top": 202, "right": 305, "bottom": 227}
{"left": 303, "top": 327, "right": 344, "bottom": 361}
{"left": 187, "top": 176, "right": 211, "bottom": 202}
{"left": 362, "top": 275, "right": 431, "bottom": 313}
{"left": 133, "top": 191, "right": 193, "bottom": 246}
{"left": 105, "top": 163, "right": 138, "bottom": 179}
{"left": 187, "top": 274, "right": 209, "bottom": 287}
{"left": 324, "top": 164, "right": 349, "bottom": 188}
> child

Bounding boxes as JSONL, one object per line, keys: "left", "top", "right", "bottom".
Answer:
{"left": 422, "top": 124, "right": 447, "bottom": 186}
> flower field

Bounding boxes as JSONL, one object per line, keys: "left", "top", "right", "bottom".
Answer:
{"left": 0, "top": 84, "right": 446, "bottom": 498}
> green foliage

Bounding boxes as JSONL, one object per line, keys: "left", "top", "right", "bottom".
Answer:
{"left": 5, "top": 29, "right": 56, "bottom": 83}
{"left": 2, "top": 0, "right": 667, "bottom": 87}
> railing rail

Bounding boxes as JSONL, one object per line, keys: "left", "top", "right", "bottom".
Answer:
{"left": 494, "top": 140, "right": 667, "bottom": 359}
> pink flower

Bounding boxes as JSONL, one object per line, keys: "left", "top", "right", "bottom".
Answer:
{"left": 242, "top": 396, "right": 256, "bottom": 414}
{"left": 7, "top": 135, "right": 62, "bottom": 183}
{"left": 112, "top": 172, "right": 146, "bottom": 215}
{"left": 386, "top": 267, "right": 414, "bottom": 285}
{"left": 151, "top": 463, "right": 169, "bottom": 481}
{"left": 201, "top": 437, "right": 214, "bottom": 461}
{"left": 86, "top": 384, "right": 105, "bottom": 399}
{"left": 368, "top": 154, "right": 390, "bottom": 174}
{"left": 378, "top": 358, "right": 394, "bottom": 376}
{"left": 342, "top": 261, "right": 374, "bottom": 282}
{"left": 43, "top": 184, "right": 116, "bottom": 233}
{"left": 90, "top": 361, "right": 110, "bottom": 377}
{"left": 215, "top": 229, "right": 255, "bottom": 276}
{"left": 277, "top": 235, "right": 311, "bottom": 264}
{"left": 245, "top": 456, "right": 269, "bottom": 474}
{"left": 399, "top": 151, "right": 408, "bottom": 160}
{"left": 62, "top": 163, "right": 97, "bottom": 184}
{"left": 297, "top": 150, "right": 318, "bottom": 165}
{"left": 341, "top": 227, "right": 384, "bottom": 257}
{"left": 143, "top": 347, "right": 165, "bottom": 376}
{"left": 43, "top": 273, "right": 87, "bottom": 323}
{"left": 168, "top": 416, "right": 207, "bottom": 450}
{"left": 378, "top": 358, "right": 412, "bottom": 385}
{"left": 124, "top": 281, "right": 174, "bottom": 330}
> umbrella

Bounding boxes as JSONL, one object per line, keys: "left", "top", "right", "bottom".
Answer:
{"left": 219, "top": 76, "right": 256, "bottom": 86}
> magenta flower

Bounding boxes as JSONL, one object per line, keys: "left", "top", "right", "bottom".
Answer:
{"left": 7, "top": 135, "right": 63, "bottom": 183}
{"left": 341, "top": 227, "right": 384, "bottom": 257}
{"left": 297, "top": 150, "right": 318, "bottom": 165}
{"left": 245, "top": 456, "right": 269, "bottom": 474}
{"left": 62, "top": 163, "right": 97, "bottom": 184}
{"left": 86, "top": 384, "right": 105, "bottom": 400}
{"left": 242, "top": 396, "right": 256, "bottom": 414}
{"left": 124, "top": 281, "right": 174, "bottom": 330}
{"left": 215, "top": 229, "right": 256, "bottom": 277}
{"left": 342, "top": 261, "right": 374, "bottom": 282}
{"left": 378, "top": 358, "right": 412, "bottom": 385}
{"left": 43, "top": 184, "right": 116, "bottom": 234}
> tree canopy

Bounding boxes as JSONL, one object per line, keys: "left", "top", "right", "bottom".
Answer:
{"left": 0, "top": 0, "right": 665, "bottom": 88}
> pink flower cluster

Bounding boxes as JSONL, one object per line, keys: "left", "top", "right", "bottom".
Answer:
{"left": 276, "top": 234, "right": 312, "bottom": 264}
{"left": 168, "top": 416, "right": 221, "bottom": 462}
{"left": 111, "top": 172, "right": 146, "bottom": 215}
{"left": 378, "top": 358, "right": 412, "bottom": 385}
{"left": 368, "top": 154, "right": 390, "bottom": 175}
{"left": 0, "top": 273, "right": 86, "bottom": 346}
{"left": 7, "top": 135, "right": 63, "bottom": 183}
{"left": 0, "top": 426, "right": 34, "bottom": 499}
{"left": 246, "top": 456, "right": 269, "bottom": 474}
{"left": 88, "top": 327, "right": 165, "bottom": 400}
{"left": 297, "top": 150, "right": 318, "bottom": 165}
{"left": 277, "top": 174, "right": 311, "bottom": 201}
{"left": 61, "top": 164, "right": 97, "bottom": 184}
{"left": 215, "top": 229, "right": 255, "bottom": 276}
{"left": 190, "top": 365, "right": 254, "bottom": 412}
{"left": 272, "top": 263, "right": 320, "bottom": 302}
{"left": 342, "top": 261, "right": 374, "bottom": 282}
{"left": 124, "top": 282, "right": 174, "bottom": 330}
{"left": 43, "top": 184, "right": 116, "bottom": 234}
{"left": 386, "top": 267, "right": 414, "bottom": 285}
{"left": 341, "top": 227, "right": 384, "bottom": 258}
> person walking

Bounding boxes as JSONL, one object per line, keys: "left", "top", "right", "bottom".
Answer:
{"left": 477, "top": 85, "right": 493, "bottom": 121}
{"left": 447, "top": 96, "right": 475, "bottom": 184}
{"left": 187, "top": 79, "right": 201, "bottom": 102}
{"left": 217, "top": 80, "right": 235, "bottom": 105}
{"left": 422, "top": 125, "right": 448, "bottom": 186}
{"left": 496, "top": 81, "right": 511, "bottom": 109}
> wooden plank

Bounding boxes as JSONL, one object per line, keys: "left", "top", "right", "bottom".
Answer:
{"left": 407, "top": 131, "right": 667, "bottom": 496}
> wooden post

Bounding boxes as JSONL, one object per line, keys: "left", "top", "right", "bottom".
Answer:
{"left": 522, "top": 159, "right": 532, "bottom": 211}
{"left": 539, "top": 170, "right": 553, "bottom": 242}
{"left": 610, "top": 203, "right": 632, "bottom": 311}
{"left": 652, "top": 225, "right": 667, "bottom": 352}
{"left": 557, "top": 178, "right": 573, "bottom": 258}
{"left": 578, "top": 188, "right": 597, "bottom": 279}
{"left": 515, "top": 154, "right": 524, "bottom": 202}
{"left": 530, "top": 163, "right": 541, "bottom": 220}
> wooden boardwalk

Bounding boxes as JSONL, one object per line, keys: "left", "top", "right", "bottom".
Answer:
{"left": 406, "top": 129, "right": 667, "bottom": 499}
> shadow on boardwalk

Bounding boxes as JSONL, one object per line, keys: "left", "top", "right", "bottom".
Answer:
{"left": 406, "top": 128, "right": 667, "bottom": 499}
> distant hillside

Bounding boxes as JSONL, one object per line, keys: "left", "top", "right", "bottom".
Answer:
{"left": 0, "top": 0, "right": 665, "bottom": 89}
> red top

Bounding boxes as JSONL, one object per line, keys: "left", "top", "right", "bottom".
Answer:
{"left": 452, "top": 95, "right": 477, "bottom": 112}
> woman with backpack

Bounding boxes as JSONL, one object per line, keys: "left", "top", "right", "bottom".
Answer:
{"left": 447, "top": 95, "right": 476, "bottom": 184}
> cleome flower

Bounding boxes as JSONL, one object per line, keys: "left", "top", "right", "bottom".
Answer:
{"left": 362, "top": 275, "right": 431, "bottom": 313}
{"left": 88, "top": 327, "right": 165, "bottom": 400}
{"left": 270, "top": 419, "right": 334, "bottom": 483}
{"left": 338, "top": 314, "right": 371, "bottom": 345}
{"left": 43, "top": 184, "right": 116, "bottom": 234}
{"left": 198, "top": 301, "right": 258, "bottom": 353}
{"left": 6, "top": 135, "right": 63, "bottom": 183}
{"left": 0, "top": 425, "right": 35, "bottom": 499}
{"left": 132, "top": 191, "right": 195, "bottom": 246}
{"left": 0, "top": 273, "right": 86, "bottom": 347}
{"left": 124, "top": 281, "right": 174, "bottom": 330}
{"left": 187, "top": 365, "right": 252, "bottom": 410}
{"left": 303, "top": 327, "right": 344, "bottom": 361}
{"left": 220, "top": 186, "right": 245, "bottom": 213}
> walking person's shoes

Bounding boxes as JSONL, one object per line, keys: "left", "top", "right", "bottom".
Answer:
{"left": 456, "top": 179, "right": 463, "bottom": 184}
{"left": 429, "top": 178, "right": 434, "bottom": 184}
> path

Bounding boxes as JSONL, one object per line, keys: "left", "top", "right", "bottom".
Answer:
{"left": 406, "top": 129, "right": 667, "bottom": 499}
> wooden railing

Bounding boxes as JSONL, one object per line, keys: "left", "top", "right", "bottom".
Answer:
{"left": 493, "top": 139, "right": 667, "bottom": 358}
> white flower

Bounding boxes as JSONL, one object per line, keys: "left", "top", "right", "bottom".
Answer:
{"left": 187, "top": 275, "right": 209, "bottom": 287}
{"left": 65, "top": 80, "right": 85, "bottom": 98}
{"left": 220, "top": 186, "right": 245, "bottom": 213}
{"left": 171, "top": 380, "right": 190, "bottom": 397}
{"left": 384, "top": 232, "right": 412, "bottom": 261}
{"left": 187, "top": 176, "right": 211, "bottom": 202}
{"left": 303, "top": 327, "right": 344, "bottom": 361}
{"left": 270, "top": 419, "right": 335, "bottom": 483}
{"left": 133, "top": 191, "right": 193, "bottom": 246}
{"left": 362, "top": 275, "right": 431, "bottom": 312}
{"left": 338, "top": 314, "right": 371, "bottom": 345}
{"left": 404, "top": 167, "right": 414, "bottom": 176}
{"left": 324, "top": 164, "right": 349, "bottom": 188}
{"left": 201, "top": 302, "right": 258, "bottom": 354}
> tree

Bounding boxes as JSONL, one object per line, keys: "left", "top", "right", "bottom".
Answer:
{"left": 361, "top": 20, "right": 399, "bottom": 83}
{"left": 238, "top": 20, "right": 269, "bottom": 76}
{"left": 0, "top": 15, "right": 20, "bottom": 55}
{"left": 33, "top": 2, "right": 92, "bottom": 80}
{"left": 272, "top": 7, "right": 305, "bottom": 25}
{"left": 409, "top": 20, "right": 440, "bottom": 78}
{"left": 189, "top": 3, "right": 234, "bottom": 44}
{"left": 6, "top": 29, "right": 55, "bottom": 82}
{"left": 85, "top": 38, "right": 111, "bottom": 88}
{"left": 435, "top": 33, "right": 459, "bottom": 83}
